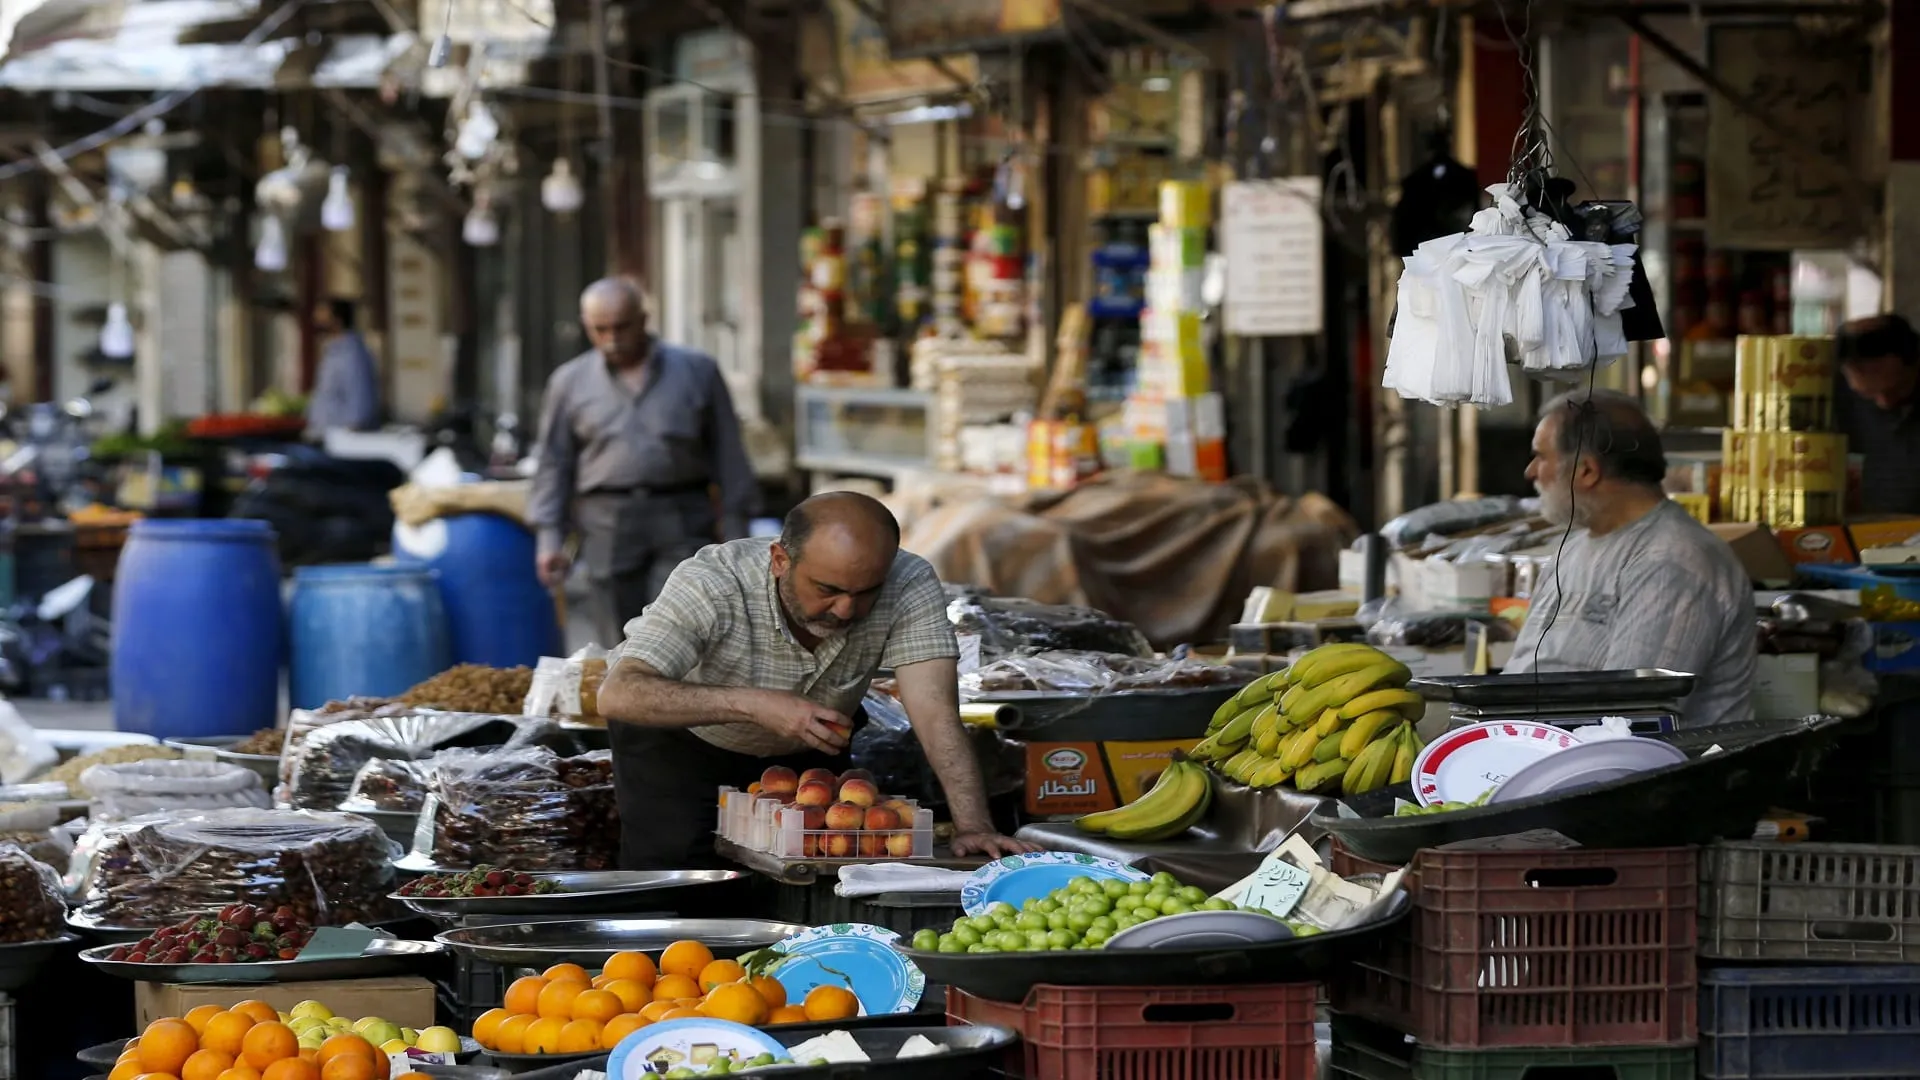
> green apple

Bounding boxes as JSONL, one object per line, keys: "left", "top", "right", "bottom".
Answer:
{"left": 297, "top": 1031, "right": 327, "bottom": 1051}
{"left": 289, "top": 1000, "right": 334, "bottom": 1022}
{"left": 288, "top": 1017, "right": 327, "bottom": 1037}
{"left": 358, "top": 1020, "right": 403, "bottom": 1047}
{"left": 379, "top": 1038, "right": 410, "bottom": 1056}
{"left": 327, "top": 1017, "right": 354, "bottom": 1032}
{"left": 400, "top": 1028, "right": 419, "bottom": 1045}
{"left": 415, "top": 1027, "right": 462, "bottom": 1054}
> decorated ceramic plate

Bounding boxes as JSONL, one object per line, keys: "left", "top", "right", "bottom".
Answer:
{"left": 960, "top": 852, "right": 1149, "bottom": 917}
{"left": 768, "top": 923, "right": 924, "bottom": 1015}
{"left": 1412, "top": 720, "right": 1580, "bottom": 806}
{"left": 605, "top": 1017, "right": 787, "bottom": 1079}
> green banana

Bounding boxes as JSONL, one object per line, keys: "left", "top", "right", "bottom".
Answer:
{"left": 1220, "top": 748, "right": 1263, "bottom": 783}
{"left": 1296, "top": 757, "right": 1350, "bottom": 793}
{"left": 1342, "top": 738, "right": 1391, "bottom": 795}
{"left": 1251, "top": 704, "right": 1281, "bottom": 744}
{"left": 1249, "top": 757, "right": 1293, "bottom": 789}
{"left": 1390, "top": 725, "right": 1418, "bottom": 785}
{"left": 1293, "top": 661, "right": 1415, "bottom": 724}
{"left": 1289, "top": 643, "right": 1383, "bottom": 686}
{"left": 1314, "top": 708, "right": 1350, "bottom": 739}
{"left": 1187, "top": 730, "right": 1235, "bottom": 762}
{"left": 1338, "top": 688, "right": 1428, "bottom": 722}
{"left": 1075, "top": 756, "right": 1200, "bottom": 835}
{"left": 1215, "top": 705, "right": 1260, "bottom": 746}
{"left": 1280, "top": 729, "right": 1320, "bottom": 771}
{"left": 1278, "top": 683, "right": 1306, "bottom": 717}
{"left": 1253, "top": 725, "right": 1282, "bottom": 757}
{"left": 1298, "top": 646, "right": 1399, "bottom": 688}
{"left": 1106, "top": 762, "right": 1213, "bottom": 841}
{"left": 1208, "top": 695, "right": 1244, "bottom": 732}
{"left": 1340, "top": 710, "right": 1407, "bottom": 760}
{"left": 1313, "top": 730, "right": 1347, "bottom": 764}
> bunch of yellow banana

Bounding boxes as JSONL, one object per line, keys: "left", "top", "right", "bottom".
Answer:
{"left": 1073, "top": 753, "right": 1212, "bottom": 842}
{"left": 1190, "top": 643, "right": 1427, "bottom": 797}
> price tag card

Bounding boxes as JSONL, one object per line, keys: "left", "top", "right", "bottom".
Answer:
{"left": 1236, "top": 850, "right": 1314, "bottom": 918}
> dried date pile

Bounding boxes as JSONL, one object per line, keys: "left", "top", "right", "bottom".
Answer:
{"left": 345, "top": 758, "right": 427, "bottom": 812}
{"left": 79, "top": 808, "right": 399, "bottom": 929}
{"left": 0, "top": 843, "right": 65, "bottom": 943}
{"left": 430, "top": 748, "right": 618, "bottom": 871}
{"left": 399, "top": 665, "right": 534, "bottom": 715}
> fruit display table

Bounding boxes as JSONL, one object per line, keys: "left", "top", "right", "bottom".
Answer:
{"left": 716, "top": 837, "right": 987, "bottom": 939}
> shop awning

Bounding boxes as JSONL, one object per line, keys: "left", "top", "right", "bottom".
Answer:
{"left": 0, "top": 0, "right": 416, "bottom": 91}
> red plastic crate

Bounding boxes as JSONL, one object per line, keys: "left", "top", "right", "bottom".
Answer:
{"left": 947, "top": 982, "right": 1317, "bottom": 1080}
{"left": 1333, "top": 845, "right": 1699, "bottom": 1049}
{"left": 1329, "top": 840, "right": 1420, "bottom": 1031}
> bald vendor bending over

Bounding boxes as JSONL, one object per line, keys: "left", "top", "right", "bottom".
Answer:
{"left": 597, "top": 492, "right": 1036, "bottom": 869}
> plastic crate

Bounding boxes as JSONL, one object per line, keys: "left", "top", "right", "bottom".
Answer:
{"left": 948, "top": 982, "right": 1317, "bottom": 1080}
{"left": 1328, "top": 841, "right": 1421, "bottom": 1032}
{"left": 1700, "top": 965, "right": 1920, "bottom": 1079}
{"left": 1701, "top": 841, "right": 1920, "bottom": 962}
{"left": 1328, "top": 1014, "right": 1414, "bottom": 1080}
{"left": 1413, "top": 1045, "right": 1697, "bottom": 1080}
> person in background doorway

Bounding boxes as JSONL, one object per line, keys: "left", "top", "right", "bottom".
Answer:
{"left": 529, "top": 277, "right": 759, "bottom": 647}
{"left": 1505, "top": 389, "right": 1756, "bottom": 729}
{"left": 1835, "top": 314, "right": 1920, "bottom": 515}
{"left": 307, "top": 299, "right": 381, "bottom": 432}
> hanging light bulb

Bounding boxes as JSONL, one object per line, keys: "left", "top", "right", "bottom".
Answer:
{"left": 454, "top": 103, "right": 499, "bottom": 161}
{"left": 540, "top": 159, "right": 583, "bottom": 215}
{"left": 462, "top": 200, "right": 499, "bottom": 247}
{"left": 254, "top": 215, "right": 288, "bottom": 272}
{"left": 320, "top": 166, "right": 355, "bottom": 232}
{"left": 99, "top": 303, "right": 134, "bottom": 359}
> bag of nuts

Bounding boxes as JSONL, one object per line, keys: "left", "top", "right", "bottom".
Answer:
{"left": 0, "top": 841, "right": 66, "bottom": 942}
{"left": 77, "top": 807, "right": 402, "bottom": 929}
{"left": 426, "top": 746, "right": 618, "bottom": 871}
{"left": 287, "top": 713, "right": 567, "bottom": 811}
{"left": 339, "top": 758, "right": 431, "bottom": 813}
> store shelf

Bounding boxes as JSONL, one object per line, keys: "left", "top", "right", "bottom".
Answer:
{"left": 794, "top": 384, "right": 935, "bottom": 479}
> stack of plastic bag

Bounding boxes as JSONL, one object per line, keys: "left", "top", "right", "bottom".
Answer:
{"left": 1384, "top": 183, "right": 1640, "bottom": 407}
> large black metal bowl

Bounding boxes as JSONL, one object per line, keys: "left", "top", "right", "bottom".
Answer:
{"left": 898, "top": 901, "right": 1408, "bottom": 1004}
{"left": 1313, "top": 715, "right": 1842, "bottom": 865}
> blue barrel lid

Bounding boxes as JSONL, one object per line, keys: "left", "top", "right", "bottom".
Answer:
{"left": 294, "top": 563, "right": 438, "bottom": 584}
{"left": 131, "top": 518, "right": 277, "bottom": 543}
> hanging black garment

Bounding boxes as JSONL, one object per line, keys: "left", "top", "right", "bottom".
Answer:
{"left": 1391, "top": 154, "right": 1481, "bottom": 257}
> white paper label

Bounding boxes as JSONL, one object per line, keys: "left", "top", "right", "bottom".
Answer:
{"left": 1237, "top": 850, "right": 1314, "bottom": 916}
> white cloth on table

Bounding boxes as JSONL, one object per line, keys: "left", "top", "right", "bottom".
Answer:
{"left": 834, "top": 862, "right": 974, "bottom": 898}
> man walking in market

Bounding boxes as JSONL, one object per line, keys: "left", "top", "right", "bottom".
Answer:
{"left": 528, "top": 276, "right": 760, "bottom": 648}
{"left": 1835, "top": 313, "right": 1920, "bottom": 514}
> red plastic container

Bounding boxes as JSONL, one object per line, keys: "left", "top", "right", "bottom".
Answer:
{"left": 948, "top": 982, "right": 1317, "bottom": 1080}
{"left": 1332, "top": 845, "right": 1699, "bottom": 1049}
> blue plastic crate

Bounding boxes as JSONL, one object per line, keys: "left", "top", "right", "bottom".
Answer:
{"left": 1702, "top": 965, "right": 1920, "bottom": 1079}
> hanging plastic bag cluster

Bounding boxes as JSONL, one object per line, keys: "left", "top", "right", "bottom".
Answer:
{"left": 1384, "top": 183, "right": 1640, "bottom": 406}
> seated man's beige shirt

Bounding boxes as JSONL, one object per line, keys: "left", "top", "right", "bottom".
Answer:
{"left": 619, "top": 538, "right": 959, "bottom": 755}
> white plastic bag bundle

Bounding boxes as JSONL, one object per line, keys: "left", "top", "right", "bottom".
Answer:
{"left": 0, "top": 700, "right": 57, "bottom": 785}
{"left": 81, "top": 759, "right": 269, "bottom": 821}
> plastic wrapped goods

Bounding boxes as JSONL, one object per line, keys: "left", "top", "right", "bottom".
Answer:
{"left": 427, "top": 747, "right": 618, "bottom": 871}
{"left": 81, "top": 759, "right": 270, "bottom": 821}
{"left": 287, "top": 713, "right": 570, "bottom": 810}
{"left": 0, "top": 841, "right": 66, "bottom": 942}
{"left": 78, "top": 808, "right": 400, "bottom": 928}
{"left": 946, "top": 595, "right": 1152, "bottom": 661}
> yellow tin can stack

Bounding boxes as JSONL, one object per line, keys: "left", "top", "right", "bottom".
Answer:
{"left": 1724, "top": 335, "right": 1848, "bottom": 527}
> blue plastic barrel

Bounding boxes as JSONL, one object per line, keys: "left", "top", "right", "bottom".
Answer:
{"left": 287, "top": 564, "right": 451, "bottom": 709}
{"left": 393, "top": 513, "right": 561, "bottom": 667}
{"left": 112, "top": 519, "right": 283, "bottom": 737}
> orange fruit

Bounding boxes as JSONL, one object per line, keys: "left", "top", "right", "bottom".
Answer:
{"left": 767, "top": 1005, "right": 808, "bottom": 1025}
{"left": 240, "top": 1023, "right": 298, "bottom": 1070}
{"left": 471, "top": 1008, "right": 512, "bottom": 1049}
{"left": 602, "top": 951, "right": 657, "bottom": 988}
{"left": 183, "top": 1049, "right": 235, "bottom": 1080}
{"left": 109, "top": 1060, "right": 145, "bottom": 1080}
{"left": 602, "top": 978, "right": 651, "bottom": 1013}
{"left": 504, "top": 975, "right": 550, "bottom": 1016}
{"left": 651, "top": 974, "right": 700, "bottom": 1003}
{"left": 139, "top": 1020, "right": 200, "bottom": 1076}
{"left": 659, "top": 1008, "right": 702, "bottom": 1021}
{"left": 185, "top": 1007, "right": 227, "bottom": 1036}
{"left": 201, "top": 1013, "right": 257, "bottom": 1058}
{"left": 216, "top": 1069, "right": 264, "bottom": 1080}
{"left": 700, "top": 982, "right": 769, "bottom": 1026}
{"left": 568, "top": 988, "right": 622, "bottom": 1024}
{"left": 557, "top": 1019, "right": 602, "bottom": 1054}
{"left": 523, "top": 1016, "right": 566, "bottom": 1055}
{"left": 749, "top": 976, "right": 787, "bottom": 1010}
{"left": 659, "top": 941, "right": 713, "bottom": 981}
{"left": 589, "top": 974, "right": 612, "bottom": 989}
{"left": 315, "top": 1034, "right": 376, "bottom": 1070}
{"left": 492, "top": 1015, "right": 535, "bottom": 1055}
{"left": 132, "top": 1074, "right": 181, "bottom": 1080}
{"left": 599, "top": 1014, "right": 647, "bottom": 1049}
{"left": 697, "top": 958, "right": 746, "bottom": 993}
{"left": 802, "top": 985, "right": 860, "bottom": 1022}
{"left": 230, "top": 1002, "right": 279, "bottom": 1028}
{"left": 542, "top": 962, "right": 591, "bottom": 985}
{"left": 319, "top": 1057, "right": 375, "bottom": 1080}
{"left": 638, "top": 1001, "right": 676, "bottom": 1023}
{"left": 537, "top": 978, "right": 586, "bottom": 1020}
{"left": 261, "top": 1059, "right": 320, "bottom": 1080}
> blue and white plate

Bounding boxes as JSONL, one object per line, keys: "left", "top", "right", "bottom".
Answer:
{"left": 769, "top": 923, "right": 924, "bottom": 1015}
{"left": 606, "top": 1017, "right": 787, "bottom": 1079}
{"left": 960, "top": 852, "right": 1151, "bottom": 917}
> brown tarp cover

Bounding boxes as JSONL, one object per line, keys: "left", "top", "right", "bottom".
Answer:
{"left": 899, "top": 471, "right": 1359, "bottom": 649}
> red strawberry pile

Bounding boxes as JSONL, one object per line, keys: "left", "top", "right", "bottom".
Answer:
{"left": 395, "top": 865, "right": 559, "bottom": 899}
{"left": 106, "top": 903, "right": 313, "bottom": 964}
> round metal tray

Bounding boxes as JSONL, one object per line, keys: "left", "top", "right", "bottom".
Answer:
{"left": 0, "top": 933, "right": 79, "bottom": 992}
{"left": 160, "top": 735, "right": 282, "bottom": 785}
{"left": 435, "top": 918, "right": 809, "bottom": 967}
{"left": 65, "top": 911, "right": 154, "bottom": 945}
{"left": 393, "top": 870, "right": 747, "bottom": 921}
{"left": 79, "top": 936, "right": 445, "bottom": 983}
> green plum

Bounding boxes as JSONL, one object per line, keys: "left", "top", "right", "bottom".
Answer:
{"left": 912, "top": 929, "right": 938, "bottom": 950}
{"left": 1200, "top": 897, "right": 1233, "bottom": 912}
{"left": 1102, "top": 879, "right": 1131, "bottom": 898}
{"left": 1176, "top": 886, "right": 1208, "bottom": 905}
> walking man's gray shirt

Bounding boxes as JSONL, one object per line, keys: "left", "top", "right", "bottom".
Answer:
{"left": 1506, "top": 499, "right": 1756, "bottom": 728}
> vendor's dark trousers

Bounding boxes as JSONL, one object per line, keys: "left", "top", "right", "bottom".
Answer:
{"left": 588, "top": 542, "right": 706, "bottom": 649}
{"left": 610, "top": 725, "right": 848, "bottom": 870}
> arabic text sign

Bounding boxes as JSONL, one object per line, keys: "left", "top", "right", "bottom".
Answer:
{"left": 1235, "top": 850, "right": 1313, "bottom": 917}
{"left": 1221, "top": 178, "right": 1325, "bottom": 337}
{"left": 1706, "top": 24, "right": 1864, "bottom": 251}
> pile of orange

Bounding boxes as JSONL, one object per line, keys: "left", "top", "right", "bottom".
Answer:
{"left": 109, "top": 1003, "right": 391, "bottom": 1080}
{"left": 469, "top": 941, "right": 861, "bottom": 1057}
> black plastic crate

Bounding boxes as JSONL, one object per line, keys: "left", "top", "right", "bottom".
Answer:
{"left": 1701, "top": 965, "right": 1920, "bottom": 1079}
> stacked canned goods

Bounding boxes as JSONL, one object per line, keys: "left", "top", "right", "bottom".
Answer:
{"left": 1722, "top": 334, "right": 1848, "bottom": 527}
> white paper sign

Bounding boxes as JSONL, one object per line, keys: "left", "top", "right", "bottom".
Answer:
{"left": 1221, "top": 178, "right": 1326, "bottom": 337}
{"left": 1238, "top": 851, "right": 1313, "bottom": 917}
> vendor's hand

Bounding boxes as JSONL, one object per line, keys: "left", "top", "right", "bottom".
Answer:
{"left": 536, "top": 550, "right": 571, "bottom": 590}
{"left": 755, "top": 692, "right": 853, "bottom": 754}
{"left": 950, "top": 831, "right": 1042, "bottom": 859}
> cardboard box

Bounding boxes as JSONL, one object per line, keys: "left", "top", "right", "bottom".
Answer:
{"left": 1753, "top": 653, "right": 1821, "bottom": 720}
{"left": 1390, "top": 553, "right": 1495, "bottom": 612}
{"left": 1775, "top": 525, "right": 1856, "bottom": 566}
{"left": 135, "top": 976, "right": 437, "bottom": 1030}
{"left": 1851, "top": 517, "right": 1920, "bottom": 554}
{"left": 1709, "top": 523, "right": 1795, "bottom": 586}
{"left": 1023, "top": 739, "right": 1198, "bottom": 817}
